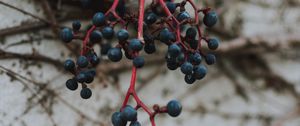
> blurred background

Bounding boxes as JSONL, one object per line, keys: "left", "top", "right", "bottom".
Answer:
{"left": 0, "top": 0, "right": 300, "bottom": 126}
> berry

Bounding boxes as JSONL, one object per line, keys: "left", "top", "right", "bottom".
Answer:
{"left": 180, "top": 62, "right": 193, "bottom": 75}
{"left": 102, "top": 26, "right": 114, "bottom": 39}
{"left": 108, "top": 48, "right": 123, "bottom": 62}
{"left": 64, "top": 59, "right": 75, "bottom": 71}
{"left": 159, "top": 28, "right": 171, "bottom": 43}
{"left": 193, "top": 65, "right": 207, "bottom": 79}
{"left": 129, "top": 39, "right": 143, "bottom": 51}
{"left": 189, "top": 39, "right": 198, "bottom": 50}
{"left": 90, "top": 54, "right": 100, "bottom": 65}
{"left": 125, "top": 52, "right": 134, "bottom": 60}
{"left": 203, "top": 11, "right": 218, "bottom": 27}
{"left": 90, "top": 30, "right": 102, "bottom": 43}
{"left": 191, "top": 53, "right": 202, "bottom": 65}
{"left": 121, "top": 105, "right": 137, "bottom": 121}
{"left": 168, "top": 44, "right": 181, "bottom": 57}
{"left": 130, "top": 121, "right": 141, "bottom": 126}
{"left": 133, "top": 56, "right": 145, "bottom": 68}
{"left": 205, "top": 53, "right": 216, "bottom": 65}
{"left": 111, "top": 112, "right": 126, "bottom": 126}
{"left": 100, "top": 43, "right": 112, "bottom": 55}
{"left": 186, "top": 27, "right": 197, "bottom": 39}
{"left": 60, "top": 28, "right": 73, "bottom": 43}
{"left": 185, "top": 74, "right": 196, "bottom": 84}
{"left": 80, "top": 88, "right": 92, "bottom": 99}
{"left": 166, "top": 2, "right": 176, "bottom": 14}
{"left": 167, "top": 62, "right": 178, "bottom": 70}
{"left": 167, "top": 100, "right": 182, "bottom": 117}
{"left": 66, "top": 79, "right": 78, "bottom": 90}
{"left": 72, "top": 20, "right": 81, "bottom": 31}
{"left": 144, "top": 43, "right": 156, "bottom": 54}
{"left": 207, "top": 38, "right": 219, "bottom": 50}
{"left": 76, "top": 72, "right": 87, "bottom": 83}
{"left": 145, "top": 12, "right": 157, "bottom": 25}
{"left": 117, "top": 29, "right": 129, "bottom": 41}
{"left": 84, "top": 71, "right": 94, "bottom": 83}
{"left": 177, "top": 11, "right": 190, "bottom": 22}
{"left": 77, "top": 56, "right": 89, "bottom": 68}
{"left": 92, "top": 12, "right": 105, "bottom": 26}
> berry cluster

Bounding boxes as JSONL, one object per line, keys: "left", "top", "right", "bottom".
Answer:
{"left": 60, "top": 0, "right": 219, "bottom": 125}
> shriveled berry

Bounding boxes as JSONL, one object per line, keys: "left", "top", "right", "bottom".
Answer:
{"left": 205, "top": 53, "right": 216, "bottom": 65}
{"left": 66, "top": 79, "right": 78, "bottom": 90}
{"left": 80, "top": 88, "right": 92, "bottom": 99}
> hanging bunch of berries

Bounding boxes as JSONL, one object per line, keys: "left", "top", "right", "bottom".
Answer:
{"left": 61, "top": 0, "right": 219, "bottom": 125}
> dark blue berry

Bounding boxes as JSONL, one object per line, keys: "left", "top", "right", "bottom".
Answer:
{"left": 159, "top": 28, "right": 171, "bottom": 43}
{"left": 167, "top": 62, "right": 178, "bottom": 70}
{"left": 121, "top": 105, "right": 137, "bottom": 121}
{"left": 102, "top": 26, "right": 114, "bottom": 39}
{"left": 76, "top": 72, "right": 87, "bottom": 83}
{"left": 145, "top": 12, "right": 157, "bottom": 25}
{"left": 166, "top": 2, "right": 176, "bottom": 14}
{"left": 191, "top": 53, "right": 202, "bottom": 65}
{"left": 108, "top": 48, "right": 123, "bottom": 62}
{"left": 185, "top": 74, "right": 196, "bottom": 84}
{"left": 101, "top": 43, "right": 112, "bottom": 55}
{"left": 167, "top": 100, "right": 182, "bottom": 117}
{"left": 117, "top": 29, "right": 129, "bottom": 41}
{"left": 168, "top": 44, "right": 181, "bottom": 58}
{"left": 87, "top": 69, "right": 96, "bottom": 76}
{"left": 205, "top": 53, "right": 216, "bottom": 65}
{"left": 64, "top": 59, "right": 75, "bottom": 71}
{"left": 129, "top": 39, "right": 143, "bottom": 51}
{"left": 66, "top": 79, "right": 78, "bottom": 90}
{"left": 90, "top": 54, "right": 100, "bottom": 65}
{"left": 203, "top": 11, "right": 218, "bottom": 27}
{"left": 111, "top": 112, "right": 126, "bottom": 126}
{"left": 144, "top": 43, "right": 156, "bottom": 54}
{"left": 133, "top": 56, "right": 145, "bottom": 68}
{"left": 90, "top": 30, "right": 102, "bottom": 43}
{"left": 72, "top": 20, "right": 81, "bottom": 31}
{"left": 186, "top": 27, "right": 197, "bottom": 39}
{"left": 193, "top": 65, "right": 207, "bottom": 79}
{"left": 180, "top": 62, "right": 193, "bottom": 75}
{"left": 189, "top": 39, "right": 198, "bottom": 50}
{"left": 77, "top": 56, "right": 89, "bottom": 68}
{"left": 84, "top": 71, "right": 94, "bottom": 84}
{"left": 208, "top": 38, "right": 219, "bottom": 50}
{"left": 92, "top": 12, "right": 105, "bottom": 26}
{"left": 130, "top": 121, "right": 141, "bottom": 126}
{"left": 80, "top": 88, "right": 92, "bottom": 99}
{"left": 177, "top": 11, "right": 190, "bottom": 22}
{"left": 60, "top": 28, "right": 73, "bottom": 43}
